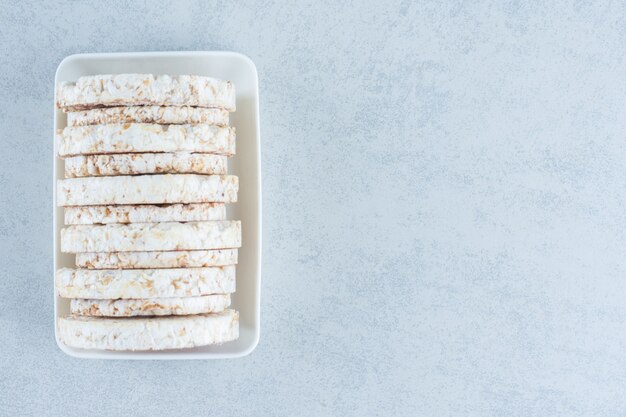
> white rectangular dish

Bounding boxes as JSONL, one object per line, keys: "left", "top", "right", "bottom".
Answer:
{"left": 53, "top": 51, "right": 261, "bottom": 359}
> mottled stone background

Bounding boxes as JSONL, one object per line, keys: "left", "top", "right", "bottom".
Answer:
{"left": 1, "top": 1, "right": 625, "bottom": 415}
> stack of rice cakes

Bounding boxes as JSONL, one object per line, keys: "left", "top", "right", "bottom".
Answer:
{"left": 55, "top": 74, "right": 241, "bottom": 351}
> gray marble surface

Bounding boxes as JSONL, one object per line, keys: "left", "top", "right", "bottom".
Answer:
{"left": 1, "top": 1, "right": 626, "bottom": 415}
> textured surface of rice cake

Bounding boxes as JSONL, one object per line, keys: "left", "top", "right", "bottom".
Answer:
{"left": 56, "top": 123, "right": 235, "bottom": 157}
{"left": 58, "top": 309, "right": 239, "bottom": 351}
{"left": 65, "top": 203, "right": 226, "bottom": 225}
{"left": 57, "top": 174, "right": 238, "bottom": 206}
{"left": 76, "top": 249, "right": 238, "bottom": 269}
{"left": 56, "top": 266, "right": 236, "bottom": 298}
{"left": 67, "top": 106, "right": 229, "bottom": 126}
{"left": 61, "top": 221, "right": 241, "bottom": 253}
{"left": 70, "top": 294, "right": 231, "bottom": 317}
{"left": 64, "top": 152, "right": 227, "bottom": 177}
{"left": 57, "top": 74, "right": 236, "bottom": 111}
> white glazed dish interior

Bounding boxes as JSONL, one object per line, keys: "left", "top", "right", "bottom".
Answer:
{"left": 53, "top": 51, "right": 261, "bottom": 359}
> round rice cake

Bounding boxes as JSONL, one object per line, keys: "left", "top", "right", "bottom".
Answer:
{"left": 56, "top": 174, "right": 238, "bottom": 206}
{"left": 56, "top": 74, "right": 236, "bottom": 111}
{"left": 55, "top": 266, "right": 236, "bottom": 299}
{"left": 56, "top": 123, "right": 235, "bottom": 157}
{"left": 64, "top": 152, "right": 228, "bottom": 178}
{"left": 76, "top": 249, "right": 238, "bottom": 269}
{"left": 67, "top": 106, "right": 229, "bottom": 127}
{"left": 64, "top": 203, "right": 226, "bottom": 225}
{"left": 58, "top": 309, "right": 239, "bottom": 351}
{"left": 70, "top": 294, "right": 231, "bottom": 317}
{"left": 60, "top": 221, "right": 241, "bottom": 253}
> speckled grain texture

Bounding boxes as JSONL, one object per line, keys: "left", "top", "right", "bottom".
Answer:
{"left": 1, "top": 1, "right": 626, "bottom": 416}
